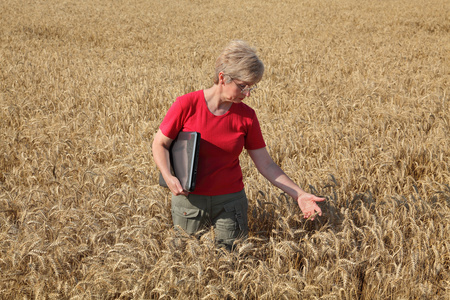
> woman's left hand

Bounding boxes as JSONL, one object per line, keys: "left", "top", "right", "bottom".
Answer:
{"left": 297, "top": 193, "right": 325, "bottom": 220}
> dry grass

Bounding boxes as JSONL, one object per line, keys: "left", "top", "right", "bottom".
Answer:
{"left": 1, "top": 0, "right": 449, "bottom": 299}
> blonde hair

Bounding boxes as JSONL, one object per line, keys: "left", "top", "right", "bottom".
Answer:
{"left": 213, "top": 40, "right": 264, "bottom": 85}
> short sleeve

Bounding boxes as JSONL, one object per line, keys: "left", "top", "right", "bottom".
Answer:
{"left": 244, "top": 112, "right": 266, "bottom": 150}
{"left": 159, "top": 100, "right": 184, "bottom": 139}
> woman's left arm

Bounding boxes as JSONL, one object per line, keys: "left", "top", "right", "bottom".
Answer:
{"left": 247, "top": 147, "right": 325, "bottom": 220}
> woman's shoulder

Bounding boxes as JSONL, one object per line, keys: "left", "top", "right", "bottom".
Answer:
{"left": 177, "top": 90, "right": 204, "bottom": 102}
{"left": 173, "top": 90, "right": 203, "bottom": 110}
{"left": 234, "top": 102, "right": 257, "bottom": 118}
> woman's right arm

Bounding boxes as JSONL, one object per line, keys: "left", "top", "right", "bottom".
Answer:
{"left": 152, "top": 129, "right": 188, "bottom": 196}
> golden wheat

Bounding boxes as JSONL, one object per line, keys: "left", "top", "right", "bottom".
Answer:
{"left": 1, "top": 0, "right": 449, "bottom": 298}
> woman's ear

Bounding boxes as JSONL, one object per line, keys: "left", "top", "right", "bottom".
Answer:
{"left": 218, "top": 72, "right": 225, "bottom": 85}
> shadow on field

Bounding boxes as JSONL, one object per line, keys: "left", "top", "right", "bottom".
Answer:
{"left": 247, "top": 174, "right": 384, "bottom": 239}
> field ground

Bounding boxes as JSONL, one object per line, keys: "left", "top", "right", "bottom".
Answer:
{"left": 1, "top": 0, "right": 449, "bottom": 299}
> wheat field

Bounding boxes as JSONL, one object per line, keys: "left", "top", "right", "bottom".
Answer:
{"left": 0, "top": 0, "right": 449, "bottom": 299}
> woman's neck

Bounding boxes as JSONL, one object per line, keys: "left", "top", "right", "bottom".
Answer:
{"left": 204, "top": 85, "right": 232, "bottom": 116}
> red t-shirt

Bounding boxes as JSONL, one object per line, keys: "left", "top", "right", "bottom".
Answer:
{"left": 160, "top": 90, "right": 266, "bottom": 196}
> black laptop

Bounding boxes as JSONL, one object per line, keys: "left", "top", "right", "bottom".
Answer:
{"left": 159, "top": 131, "right": 201, "bottom": 192}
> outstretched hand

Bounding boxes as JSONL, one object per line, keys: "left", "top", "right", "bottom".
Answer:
{"left": 297, "top": 193, "right": 325, "bottom": 220}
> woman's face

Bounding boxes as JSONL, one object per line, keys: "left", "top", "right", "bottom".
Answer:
{"left": 221, "top": 73, "right": 256, "bottom": 103}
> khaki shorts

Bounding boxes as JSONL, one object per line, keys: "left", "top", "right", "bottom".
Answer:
{"left": 171, "top": 189, "right": 248, "bottom": 249}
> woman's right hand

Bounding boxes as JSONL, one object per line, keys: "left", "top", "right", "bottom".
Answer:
{"left": 166, "top": 175, "right": 189, "bottom": 196}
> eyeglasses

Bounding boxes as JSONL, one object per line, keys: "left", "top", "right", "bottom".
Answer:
{"left": 232, "top": 79, "right": 257, "bottom": 94}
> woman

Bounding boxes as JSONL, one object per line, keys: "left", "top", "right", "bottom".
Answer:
{"left": 152, "top": 40, "right": 324, "bottom": 250}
